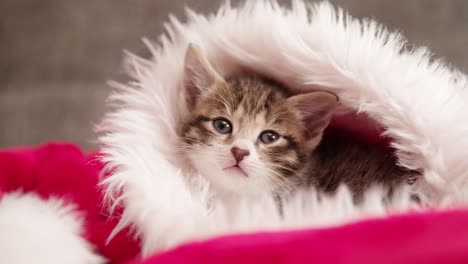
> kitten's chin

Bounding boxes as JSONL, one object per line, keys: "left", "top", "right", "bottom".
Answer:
{"left": 222, "top": 165, "right": 248, "bottom": 177}
{"left": 198, "top": 166, "right": 262, "bottom": 195}
{"left": 207, "top": 172, "right": 253, "bottom": 194}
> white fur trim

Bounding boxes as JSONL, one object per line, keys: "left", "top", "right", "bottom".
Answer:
{"left": 98, "top": 0, "right": 468, "bottom": 256}
{"left": 0, "top": 193, "right": 104, "bottom": 264}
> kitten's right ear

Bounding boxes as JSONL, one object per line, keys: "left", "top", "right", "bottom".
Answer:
{"left": 183, "top": 43, "right": 224, "bottom": 108}
{"left": 287, "top": 91, "right": 339, "bottom": 143}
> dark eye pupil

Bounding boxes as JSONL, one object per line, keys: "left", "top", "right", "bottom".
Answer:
{"left": 260, "top": 131, "right": 279, "bottom": 144}
{"left": 213, "top": 118, "right": 232, "bottom": 134}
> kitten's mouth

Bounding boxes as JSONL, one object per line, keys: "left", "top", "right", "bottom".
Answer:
{"left": 223, "top": 164, "right": 248, "bottom": 177}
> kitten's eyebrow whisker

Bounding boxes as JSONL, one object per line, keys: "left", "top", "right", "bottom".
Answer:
{"left": 223, "top": 84, "right": 235, "bottom": 109}
{"left": 212, "top": 89, "right": 235, "bottom": 113}
{"left": 211, "top": 95, "right": 231, "bottom": 112}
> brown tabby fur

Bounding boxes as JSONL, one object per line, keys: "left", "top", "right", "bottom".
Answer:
{"left": 182, "top": 76, "right": 313, "bottom": 187}
{"left": 180, "top": 44, "right": 416, "bottom": 199}
{"left": 309, "top": 131, "right": 416, "bottom": 199}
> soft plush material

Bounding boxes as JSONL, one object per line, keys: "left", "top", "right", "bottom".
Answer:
{"left": 2, "top": 0, "right": 468, "bottom": 263}
{"left": 97, "top": 0, "right": 468, "bottom": 257}
{"left": 134, "top": 209, "right": 468, "bottom": 264}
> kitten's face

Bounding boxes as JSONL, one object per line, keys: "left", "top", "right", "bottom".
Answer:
{"left": 181, "top": 44, "right": 337, "bottom": 195}
{"left": 184, "top": 77, "right": 308, "bottom": 194}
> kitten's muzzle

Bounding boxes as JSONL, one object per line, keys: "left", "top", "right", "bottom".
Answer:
{"left": 231, "top": 147, "right": 250, "bottom": 163}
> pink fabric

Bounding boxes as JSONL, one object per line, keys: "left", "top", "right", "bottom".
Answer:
{"left": 1, "top": 142, "right": 468, "bottom": 264}
{"left": 136, "top": 209, "right": 468, "bottom": 264}
{"left": 0, "top": 142, "right": 139, "bottom": 263}
{"left": 329, "top": 112, "right": 392, "bottom": 148}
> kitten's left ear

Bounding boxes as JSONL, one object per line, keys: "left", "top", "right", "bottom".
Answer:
{"left": 184, "top": 43, "right": 225, "bottom": 108}
{"left": 287, "top": 91, "right": 339, "bottom": 141}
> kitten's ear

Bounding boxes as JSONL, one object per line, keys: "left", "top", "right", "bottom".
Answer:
{"left": 287, "top": 91, "right": 338, "bottom": 141}
{"left": 184, "top": 43, "right": 224, "bottom": 108}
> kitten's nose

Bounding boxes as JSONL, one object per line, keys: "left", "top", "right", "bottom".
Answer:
{"left": 231, "top": 147, "right": 250, "bottom": 163}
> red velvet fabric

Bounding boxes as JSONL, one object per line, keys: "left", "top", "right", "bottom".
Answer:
{"left": 136, "top": 209, "right": 468, "bottom": 264}
{"left": 0, "top": 142, "right": 139, "bottom": 263}
{"left": 1, "top": 142, "right": 468, "bottom": 264}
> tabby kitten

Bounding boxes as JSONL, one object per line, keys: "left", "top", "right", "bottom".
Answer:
{"left": 179, "top": 44, "right": 413, "bottom": 198}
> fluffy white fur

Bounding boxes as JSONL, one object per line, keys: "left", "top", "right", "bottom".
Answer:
{"left": 98, "top": 0, "right": 468, "bottom": 256}
{"left": 0, "top": 192, "right": 104, "bottom": 264}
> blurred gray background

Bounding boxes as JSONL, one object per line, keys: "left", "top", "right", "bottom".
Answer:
{"left": 1, "top": 0, "right": 467, "bottom": 150}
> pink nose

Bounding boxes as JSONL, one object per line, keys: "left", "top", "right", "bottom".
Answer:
{"left": 231, "top": 147, "right": 250, "bottom": 163}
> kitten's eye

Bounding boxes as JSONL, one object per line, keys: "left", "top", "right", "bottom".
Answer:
{"left": 259, "top": 130, "right": 280, "bottom": 144}
{"left": 213, "top": 118, "right": 233, "bottom": 134}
